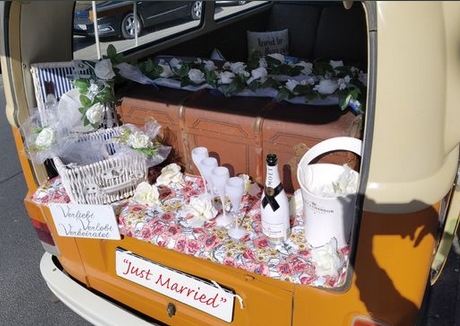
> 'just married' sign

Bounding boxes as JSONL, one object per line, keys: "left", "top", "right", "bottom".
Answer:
{"left": 116, "top": 249, "right": 235, "bottom": 322}
{"left": 49, "top": 203, "right": 120, "bottom": 240}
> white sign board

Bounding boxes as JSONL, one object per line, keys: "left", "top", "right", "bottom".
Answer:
{"left": 116, "top": 249, "right": 235, "bottom": 322}
{"left": 49, "top": 203, "right": 120, "bottom": 240}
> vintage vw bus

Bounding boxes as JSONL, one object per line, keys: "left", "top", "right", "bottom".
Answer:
{"left": 2, "top": 1, "right": 460, "bottom": 325}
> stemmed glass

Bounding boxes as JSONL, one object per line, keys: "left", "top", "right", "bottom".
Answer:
{"left": 211, "top": 166, "right": 232, "bottom": 227}
{"left": 191, "top": 147, "right": 209, "bottom": 195}
{"left": 225, "top": 177, "right": 247, "bottom": 239}
{"left": 199, "top": 157, "right": 218, "bottom": 199}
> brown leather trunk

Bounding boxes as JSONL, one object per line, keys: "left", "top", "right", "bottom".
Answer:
{"left": 119, "top": 85, "right": 362, "bottom": 193}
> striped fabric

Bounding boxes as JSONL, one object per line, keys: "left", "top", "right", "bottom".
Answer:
{"left": 30, "top": 61, "right": 92, "bottom": 111}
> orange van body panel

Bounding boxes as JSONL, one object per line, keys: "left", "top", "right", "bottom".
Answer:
{"left": 36, "top": 189, "right": 438, "bottom": 325}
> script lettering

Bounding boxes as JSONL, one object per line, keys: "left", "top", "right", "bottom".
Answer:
{"left": 50, "top": 204, "right": 120, "bottom": 240}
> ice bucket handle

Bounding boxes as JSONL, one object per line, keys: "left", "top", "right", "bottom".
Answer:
{"left": 299, "top": 136, "right": 362, "bottom": 166}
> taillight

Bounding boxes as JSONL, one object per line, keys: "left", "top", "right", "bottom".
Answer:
{"left": 31, "top": 219, "right": 54, "bottom": 245}
{"left": 30, "top": 219, "right": 60, "bottom": 256}
{"left": 352, "top": 316, "right": 389, "bottom": 326}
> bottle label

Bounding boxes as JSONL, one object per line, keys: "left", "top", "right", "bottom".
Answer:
{"left": 262, "top": 183, "right": 283, "bottom": 211}
{"left": 262, "top": 221, "right": 288, "bottom": 240}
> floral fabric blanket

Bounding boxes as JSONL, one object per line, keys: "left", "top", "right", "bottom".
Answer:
{"left": 31, "top": 175, "right": 349, "bottom": 288}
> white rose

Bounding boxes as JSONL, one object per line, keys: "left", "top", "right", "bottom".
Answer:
{"left": 296, "top": 61, "right": 313, "bottom": 75}
{"left": 219, "top": 71, "right": 235, "bottom": 84}
{"left": 156, "top": 163, "right": 184, "bottom": 186}
{"left": 35, "top": 127, "right": 55, "bottom": 149}
{"left": 88, "top": 80, "right": 100, "bottom": 96}
{"left": 169, "top": 58, "right": 182, "bottom": 69}
{"left": 188, "top": 68, "right": 205, "bottom": 84}
{"left": 159, "top": 63, "right": 174, "bottom": 78}
{"left": 311, "top": 239, "right": 342, "bottom": 277}
{"left": 313, "top": 79, "right": 339, "bottom": 95}
{"left": 85, "top": 102, "right": 105, "bottom": 125}
{"left": 203, "top": 60, "right": 218, "bottom": 71}
{"left": 128, "top": 131, "right": 151, "bottom": 149}
{"left": 330, "top": 60, "right": 344, "bottom": 69}
{"left": 285, "top": 79, "right": 299, "bottom": 93}
{"left": 229, "top": 61, "right": 246, "bottom": 74}
{"left": 133, "top": 182, "right": 160, "bottom": 207}
{"left": 267, "top": 53, "right": 285, "bottom": 63}
{"left": 94, "top": 59, "right": 116, "bottom": 80}
{"left": 251, "top": 67, "right": 267, "bottom": 81}
{"left": 186, "top": 196, "right": 218, "bottom": 227}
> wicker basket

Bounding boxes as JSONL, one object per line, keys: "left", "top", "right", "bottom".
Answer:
{"left": 53, "top": 127, "right": 147, "bottom": 205}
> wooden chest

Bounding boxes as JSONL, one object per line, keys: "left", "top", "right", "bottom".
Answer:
{"left": 119, "top": 85, "right": 362, "bottom": 193}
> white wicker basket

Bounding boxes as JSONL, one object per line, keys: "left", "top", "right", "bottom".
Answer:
{"left": 53, "top": 127, "right": 147, "bottom": 205}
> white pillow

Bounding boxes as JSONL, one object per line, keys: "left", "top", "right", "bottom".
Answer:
{"left": 247, "top": 29, "right": 289, "bottom": 56}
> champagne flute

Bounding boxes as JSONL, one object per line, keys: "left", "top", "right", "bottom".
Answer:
{"left": 211, "top": 166, "right": 232, "bottom": 227}
{"left": 191, "top": 147, "right": 209, "bottom": 194}
{"left": 199, "top": 157, "right": 218, "bottom": 199}
{"left": 225, "top": 177, "right": 247, "bottom": 239}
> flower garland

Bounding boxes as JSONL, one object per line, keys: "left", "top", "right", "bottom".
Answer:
{"left": 135, "top": 50, "right": 367, "bottom": 113}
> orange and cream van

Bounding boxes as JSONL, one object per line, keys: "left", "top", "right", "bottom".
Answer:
{"left": 2, "top": 1, "right": 460, "bottom": 325}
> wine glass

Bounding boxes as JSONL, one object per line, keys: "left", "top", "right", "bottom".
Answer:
{"left": 199, "top": 157, "right": 218, "bottom": 199}
{"left": 225, "top": 177, "right": 247, "bottom": 239}
{"left": 211, "top": 166, "right": 232, "bottom": 227}
{"left": 191, "top": 147, "right": 209, "bottom": 194}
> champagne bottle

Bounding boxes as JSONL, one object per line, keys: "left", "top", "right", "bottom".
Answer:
{"left": 260, "top": 153, "right": 290, "bottom": 243}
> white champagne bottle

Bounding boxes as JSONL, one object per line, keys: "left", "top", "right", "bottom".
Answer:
{"left": 260, "top": 153, "right": 290, "bottom": 244}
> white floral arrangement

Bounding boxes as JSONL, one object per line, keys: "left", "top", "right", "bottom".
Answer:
{"left": 20, "top": 106, "right": 71, "bottom": 163}
{"left": 111, "top": 120, "right": 172, "bottom": 168}
{"left": 72, "top": 45, "right": 123, "bottom": 128}
{"left": 134, "top": 50, "right": 367, "bottom": 113}
{"left": 131, "top": 163, "right": 217, "bottom": 226}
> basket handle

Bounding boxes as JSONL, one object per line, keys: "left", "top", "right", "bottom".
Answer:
{"left": 299, "top": 136, "right": 362, "bottom": 166}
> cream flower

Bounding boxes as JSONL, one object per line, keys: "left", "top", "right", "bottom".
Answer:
{"left": 203, "top": 60, "right": 218, "bottom": 71}
{"left": 156, "top": 163, "right": 184, "bottom": 186}
{"left": 267, "top": 53, "right": 285, "bottom": 63}
{"left": 285, "top": 79, "right": 299, "bottom": 93}
{"left": 310, "top": 239, "right": 342, "bottom": 277}
{"left": 159, "top": 62, "right": 174, "bottom": 78}
{"left": 188, "top": 68, "right": 205, "bottom": 84}
{"left": 296, "top": 61, "right": 313, "bottom": 75}
{"left": 128, "top": 131, "right": 151, "bottom": 149}
{"left": 133, "top": 182, "right": 160, "bottom": 207}
{"left": 186, "top": 197, "right": 217, "bottom": 227}
{"left": 219, "top": 71, "right": 235, "bottom": 84}
{"left": 94, "top": 59, "right": 116, "bottom": 80}
{"left": 85, "top": 102, "right": 105, "bottom": 125}
{"left": 330, "top": 60, "right": 344, "bottom": 70}
{"left": 169, "top": 57, "right": 182, "bottom": 69}
{"left": 246, "top": 67, "right": 267, "bottom": 85}
{"left": 35, "top": 127, "right": 55, "bottom": 149}
{"left": 228, "top": 61, "right": 246, "bottom": 74}
{"left": 313, "top": 79, "right": 339, "bottom": 95}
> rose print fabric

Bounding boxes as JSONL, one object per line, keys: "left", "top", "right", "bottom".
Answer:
{"left": 31, "top": 175, "right": 349, "bottom": 288}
